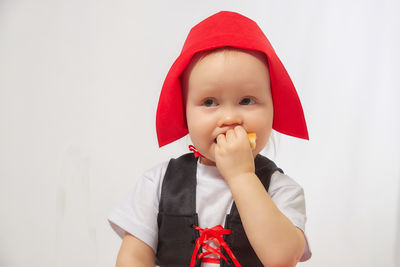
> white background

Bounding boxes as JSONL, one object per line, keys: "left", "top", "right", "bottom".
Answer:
{"left": 1, "top": 0, "right": 399, "bottom": 266}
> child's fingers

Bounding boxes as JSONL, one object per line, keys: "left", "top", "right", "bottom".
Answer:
{"left": 216, "top": 133, "right": 227, "bottom": 146}
{"left": 225, "top": 128, "right": 236, "bottom": 142}
{"left": 234, "top": 125, "right": 248, "bottom": 138}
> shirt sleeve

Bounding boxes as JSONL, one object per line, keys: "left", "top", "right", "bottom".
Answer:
{"left": 268, "top": 170, "right": 312, "bottom": 261}
{"left": 107, "top": 161, "right": 169, "bottom": 253}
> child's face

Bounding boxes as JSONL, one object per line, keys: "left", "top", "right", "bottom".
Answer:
{"left": 183, "top": 49, "right": 274, "bottom": 166}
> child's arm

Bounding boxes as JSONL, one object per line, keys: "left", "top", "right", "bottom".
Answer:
{"left": 227, "top": 171, "right": 305, "bottom": 266}
{"left": 116, "top": 232, "right": 155, "bottom": 267}
{"left": 215, "top": 126, "right": 305, "bottom": 267}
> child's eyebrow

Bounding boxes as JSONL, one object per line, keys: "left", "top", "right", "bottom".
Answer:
{"left": 238, "top": 83, "right": 269, "bottom": 93}
{"left": 200, "top": 82, "right": 264, "bottom": 91}
{"left": 194, "top": 85, "right": 221, "bottom": 95}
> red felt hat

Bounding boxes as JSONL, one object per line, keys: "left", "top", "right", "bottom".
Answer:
{"left": 156, "top": 11, "right": 309, "bottom": 147}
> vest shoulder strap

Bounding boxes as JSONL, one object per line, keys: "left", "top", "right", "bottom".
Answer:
{"left": 159, "top": 153, "right": 197, "bottom": 215}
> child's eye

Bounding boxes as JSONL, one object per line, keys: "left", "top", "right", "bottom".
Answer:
{"left": 203, "top": 98, "right": 217, "bottom": 107}
{"left": 239, "top": 97, "right": 256, "bottom": 105}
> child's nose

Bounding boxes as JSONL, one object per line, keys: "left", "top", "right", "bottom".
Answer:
{"left": 217, "top": 107, "right": 243, "bottom": 128}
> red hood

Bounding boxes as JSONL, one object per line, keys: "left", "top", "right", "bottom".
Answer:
{"left": 156, "top": 11, "right": 309, "bottom": 147}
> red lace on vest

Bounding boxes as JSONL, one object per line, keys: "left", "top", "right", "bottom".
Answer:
{"left": 190, "top": 225, "right": 242, "bottom": 267}
{"left": 188, "top": 145, "right": 206, "bottom": 158}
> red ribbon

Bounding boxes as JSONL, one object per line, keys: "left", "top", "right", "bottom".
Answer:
{"left": 188, "top": 145, "right": 206, "bottom": 158}
{"left": 190, "top": 225, "right": 242, "bottom": 267}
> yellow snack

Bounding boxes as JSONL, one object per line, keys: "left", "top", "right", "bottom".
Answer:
{"left": 247, "top": 133, "right": 256, "bottom": 150}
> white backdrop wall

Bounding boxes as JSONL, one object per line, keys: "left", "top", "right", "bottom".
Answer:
{"left": 1, "top": 0, "right": 399, "bottom": 266}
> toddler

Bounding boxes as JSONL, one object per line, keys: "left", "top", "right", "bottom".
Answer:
{"left": 109, "top": 11, "right": 312, "bottom": 267}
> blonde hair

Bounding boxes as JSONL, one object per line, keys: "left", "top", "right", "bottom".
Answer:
{"left": 181, "top": 47, "right": 269, "bottom": 90}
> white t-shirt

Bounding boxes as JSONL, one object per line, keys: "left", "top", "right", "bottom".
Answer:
{"left": 108, "top": 157, "right": 312, "bottom": 265}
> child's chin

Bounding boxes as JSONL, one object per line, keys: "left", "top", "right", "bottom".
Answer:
{"left": 199, "top": 157, "right": 216, "bottom": 166}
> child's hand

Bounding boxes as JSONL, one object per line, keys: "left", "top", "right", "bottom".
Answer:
{"left": 214, "top": 126, "right": 255, "bottom": 181}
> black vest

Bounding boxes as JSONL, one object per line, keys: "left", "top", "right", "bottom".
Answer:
{"left": 155, "top": 153, "right": 283, "bottom": 267}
